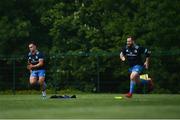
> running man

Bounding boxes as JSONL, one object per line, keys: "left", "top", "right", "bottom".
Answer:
{"left": 27, "top": 42, "right": 47, "bottom": 97}
{"left": 120, "top": 36, "right": 153, "bottom": 98}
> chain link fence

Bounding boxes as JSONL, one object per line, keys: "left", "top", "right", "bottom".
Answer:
{"left": 0, "top": 50, "right": 180, "bottom": 94}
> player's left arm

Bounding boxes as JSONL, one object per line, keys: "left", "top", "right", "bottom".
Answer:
{"left": 140, "top": 47, "right": 151, "bottom": 69}
{"left": 144, "top": 57, "right": 150, "bottom": 69}
{"left": 27, "top": 59, "right": 44, "bottom": 69}
{"left": 32, "top": 59, "right": 44, "bottom": 69}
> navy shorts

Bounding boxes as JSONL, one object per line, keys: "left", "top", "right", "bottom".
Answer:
{"left": 30, "top": 70, "right": 46, "bottom": 77}
{"left": 129, "top": 65, "right": 144, "bottom": 74}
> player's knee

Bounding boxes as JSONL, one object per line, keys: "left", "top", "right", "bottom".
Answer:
{"left": 130, "top": 72, "right": 139, "bottom": 81}
{"left": 29, "top": 78, "right": 37, "bottom": 85}
{"left": 30, "top": 80, "right": 36, "bottom": 85}
{"left": 130, "top": 76, "right": 136, "bottom": 81}
{"left": 38, "top": 77, "right": 45, "bottom": 85}
{"left": 38, "top": 81, "right": 43, "bottom": 85}
{"left": 130, "top": 73, "right": 135, "bottom": 80}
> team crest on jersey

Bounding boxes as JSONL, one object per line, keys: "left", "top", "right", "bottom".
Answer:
{"left": 134, "top": 50, "right": 137, "bottom": 53}
{"left": 126, "top": 49, "right": 129, "bottom": 52}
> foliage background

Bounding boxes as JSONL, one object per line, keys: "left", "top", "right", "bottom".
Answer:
{"left": 0, "top": 0, "right": 179, "bottom": 93}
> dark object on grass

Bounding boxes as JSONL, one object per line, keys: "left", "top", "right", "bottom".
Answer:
{"left": 50, "top": 95, "right": 76, "bottom": 99}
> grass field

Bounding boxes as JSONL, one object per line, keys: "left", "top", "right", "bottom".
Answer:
{"left": 0, "top": 94, "right": 180, "bottom": 119}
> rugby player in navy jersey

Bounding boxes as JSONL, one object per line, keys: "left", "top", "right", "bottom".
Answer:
{"left": 27, "top": 42, "right": 47, "bottom": 97}
{"left": 120, "top": 36, "right": 153, "bottom": 98}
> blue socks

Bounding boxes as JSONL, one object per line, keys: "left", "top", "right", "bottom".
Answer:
{"left": 129, "top": 79, "right": 150, "bottom": 94}
{"left": 129, "top": 80, "right": 136, "bottom": 94}
{"left": 42, "top": 82, "right": 47, "bottom": 91}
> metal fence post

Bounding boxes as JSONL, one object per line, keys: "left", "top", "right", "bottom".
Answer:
{"left": 96, "top": 55, "right": 100, "bottom": 92}
{"left": 12, "top": 59, "right": 16, "bottom": 95}
{"left": 54, "top": 57, "right": 57, "bottom": 94}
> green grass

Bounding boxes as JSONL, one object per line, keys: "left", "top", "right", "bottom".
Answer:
{"left": 0, "top": 94, "right": 180, "bottom": 119}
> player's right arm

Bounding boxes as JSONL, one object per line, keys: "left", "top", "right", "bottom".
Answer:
{"left": 27, "top": 61, "right": 32, "bottom": 71}
{"left": 120, "top": 52, "right": 125, "bottom": 61}
{"left": 120, "top": 47, "right": 126, "bottom": 61}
